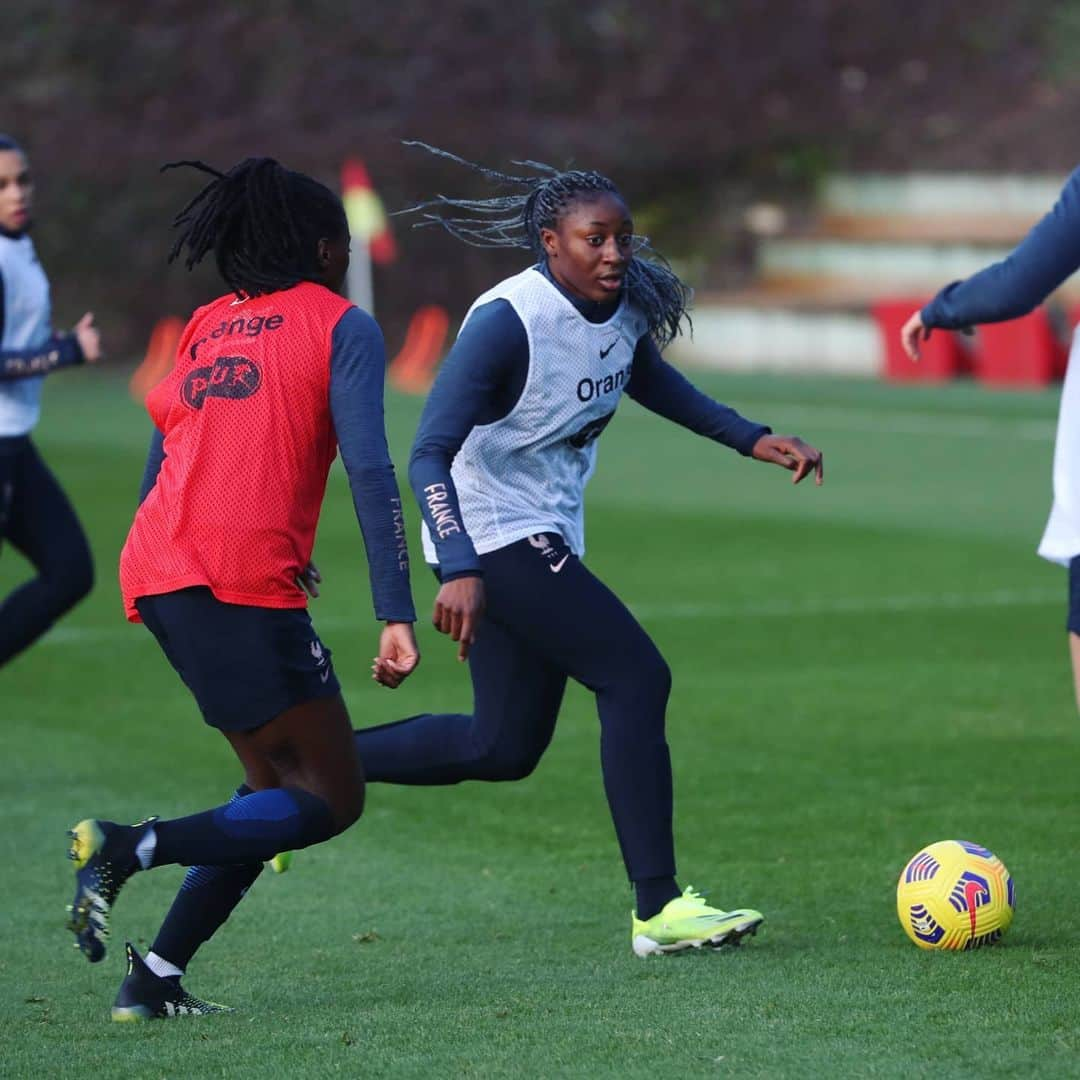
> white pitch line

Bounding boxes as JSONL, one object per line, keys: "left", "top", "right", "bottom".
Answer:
{"left": 628, "top": 586, "right": 1059, "bottom": 619}
{"left": 38, "top": 586, "right": 1060, "bottom": 648}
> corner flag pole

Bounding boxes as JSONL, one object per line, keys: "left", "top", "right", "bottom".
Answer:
{"left": 348, "top": 233, "right": 373, "bottom": 315}
{"left": 341, "top": 158, "right": 396, "bottom": 315}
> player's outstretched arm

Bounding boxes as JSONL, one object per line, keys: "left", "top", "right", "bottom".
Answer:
{"left": 0, "top": 315, "right": 99, "bottom": 381}
{"left": 625, "top": 337, "right": 769, "bottom": 455}
{"left": 751, "top": 433, "right": 824, "bottom": 485}
{"left": 902, "top": 166, "right": 1080, "bottom": 362}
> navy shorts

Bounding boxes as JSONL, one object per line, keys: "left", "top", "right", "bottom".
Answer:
{"left": 1069, "top": 556, "right": 1080, "bottom": 635}
{"left": 135, "top": 586, "right": 341, "bottom": 732}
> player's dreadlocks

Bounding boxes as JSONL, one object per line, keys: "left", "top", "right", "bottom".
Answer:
{"left": 161, "top": 157, "right": 347, "bottom": 298}
{"left": 398, "top": 142, "right": 692, "bottom": 348}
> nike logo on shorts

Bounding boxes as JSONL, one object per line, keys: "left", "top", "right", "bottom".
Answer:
{"left": 549, "top": 554, "right": 569, "bottom": 573}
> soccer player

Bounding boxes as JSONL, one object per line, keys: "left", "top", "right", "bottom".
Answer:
{"left": 900, "top": 168, "right": 1080, "bottom": 712}
{"left": 65, "top": 157, "right": 420, "bottom": 1019}
{"left": 0, "top": 133, "right": 101, "bottom": 667}
{"left": 355, "top": 146, "right": 824, "bottom": 956}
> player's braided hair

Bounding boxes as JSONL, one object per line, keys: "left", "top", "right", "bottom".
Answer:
{"left": 399, "top": 142, "right": 691, "bottom": 347}
{"left": 161, "top": 157, "right": 347, "bottom": 297}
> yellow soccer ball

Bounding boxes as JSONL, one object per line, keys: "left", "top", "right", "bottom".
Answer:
{"left": 896, "top": 840, "right": 1015, "bottom": 950}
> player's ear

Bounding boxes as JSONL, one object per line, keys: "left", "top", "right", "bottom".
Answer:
{"left": 540, "top": 227, "right": 559, "bottom": 258}
{"left": 316, "top": 238, "right": 331, "bottom": 269}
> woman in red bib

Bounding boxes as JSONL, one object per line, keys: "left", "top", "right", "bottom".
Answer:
{"left": 65, "top": 157, "right": 419, "bottom": 1020}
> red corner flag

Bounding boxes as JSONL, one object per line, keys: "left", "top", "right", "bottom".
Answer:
{"left": 341, "top": 158, "right": 396, "bottom": 265}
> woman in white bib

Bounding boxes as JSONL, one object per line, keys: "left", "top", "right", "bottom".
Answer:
{"left": 0, "top": 134, "right": 101, "bottom": 667}
{"left": 901, "top": 165, "right": 1080, "bottom": 707}
{"left": 355, "top": 146, "right": 824, "bottom": 956}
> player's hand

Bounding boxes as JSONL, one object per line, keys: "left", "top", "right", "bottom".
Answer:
{"left": 900, "top": 310, "right": 930, "bottom": 362}
{"left": 432, "top": 575, "right": 485, "bottom": 661}
{"left": 371, "top": 621, "right": 420, "bottom": 689}
{"left": 73, "top": 312, "right": 102, "bottom": 363}
{"left": 296, "top": 561, "right": 322, "bottom": 599}
{"left": 752, "top": 434, "right": 824, "bottom": 485}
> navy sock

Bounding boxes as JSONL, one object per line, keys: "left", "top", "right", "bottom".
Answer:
{"left": 150, "top": 787, "right": 264, "bottom": 970}
{"left": 152, "top": 786, "right": 336, "bottom": 867}
{"left": 635, "top": 876, "right": 681, "bottom": 921}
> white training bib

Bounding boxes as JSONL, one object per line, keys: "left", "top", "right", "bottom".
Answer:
{"left": 0, "top": 233, "right": 52, "bottom": 436}
{"left": 1038, "top": 327, "right": 1080, "bottom": 566}
{"left": 422, "top": 267, "right": 649, "bottom": 563}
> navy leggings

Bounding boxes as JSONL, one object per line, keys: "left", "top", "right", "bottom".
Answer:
{"left": 0, "top": 436, "right": 93, "bottom": 665}
{"left": 355, "top": 533, "right": 675, "bottom": 882}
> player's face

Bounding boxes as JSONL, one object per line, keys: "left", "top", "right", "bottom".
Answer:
{"left": 316, "top": 231, "right": 351, "bottom": 295}
{"left": 0, "top": 150, "right": 33, "bottom": 234}
{"left": 541, "top": 192, "right": 634, "bottom": 304}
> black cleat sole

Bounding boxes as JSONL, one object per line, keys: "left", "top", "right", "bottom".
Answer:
{"left": 705, "top": 919, "right": 763, "bottom": 950}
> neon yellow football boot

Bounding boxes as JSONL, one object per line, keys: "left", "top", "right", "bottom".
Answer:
{"left": 631, "top": 886, "right": 764, "bottom": 956}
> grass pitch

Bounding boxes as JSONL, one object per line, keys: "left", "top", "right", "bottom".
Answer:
{"left": 3, "top": 371, "right": 1079, "bottom": 1078}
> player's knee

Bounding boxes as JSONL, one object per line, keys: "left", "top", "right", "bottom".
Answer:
{"left": 65, "top": 551, "right": 94, "bottom": 605}
{"left": 46, "top": 546, "right": 94, "bottom": 611}
{"left": 337, "top": 782, "right": 365, "bottom": 831}
{"left": 327, "top": 770, "right": 365, "bottom": 833}
{"left": 468, "top": 733, "right": 543, "bottom": 781}
{"left": 489, "top": 749, "right": 542, "bottom": 781}
{"left": 652, "top": 654, "right": 673, "bottom": 699}
{"left": 625, "top": 648, "right": 672, "bottom": 708}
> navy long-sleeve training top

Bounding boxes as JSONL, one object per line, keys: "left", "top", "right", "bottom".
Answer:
{"left": 922, "top": 166, "right": 1080, "bottom": 330}
{"left": 409, "top": 265, "right": 770, "bottom": 578}
{"left": 0, "top": 335, "right": 82, "bottom": 381}
{"left": 0, "top": 265, "right": 84, "bottom": 382}
{"left": 139, "top": 305, "right": 415, "bottom": 623}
